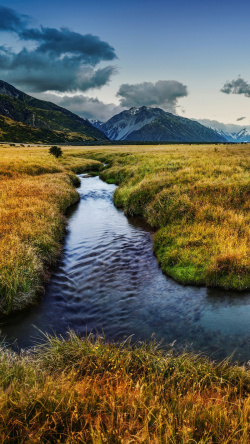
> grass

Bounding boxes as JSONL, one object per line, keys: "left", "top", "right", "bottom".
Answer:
{"left": 0, "top": 144, "right": 250, "bottom": 442}
{"left": 0, "top": 142, "right": 249, "bottom": 314}
{"left": 93, "top": 144, "right": 250, "bottom": 290}
{"left": 0, "top": 144, "right": 102, "bottom": 314}
{"left": 1, "top": 331, "right": 250, "bottom": 443}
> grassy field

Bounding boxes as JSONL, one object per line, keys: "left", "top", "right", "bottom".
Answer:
{"left": 1, "top": 331, "right": 250, "bottom": 443}
{"left": 93, "top": 144, "right": 249, "bottom": 290}
{"left": 0, "top": 143, "right": 249, "bottom": 315}
{"left": 0, "top": 144, "right": 102, "bottom": 314}
{"left": 0, "top": 143, "right": 250, "bottom": 442}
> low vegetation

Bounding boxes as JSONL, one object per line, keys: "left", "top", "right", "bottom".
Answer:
{"left": 0, "top": 143, "right": 249, "bottom": 315}
{"left": 94, "top": 144, "right": 249, "bottom": 290}
{"left": 0, "top": 144, "right": 102, "bottom": 314}
{"left": 0, "top": 144, "right": 249, "bottom": 442}
{"left": 1, "top": 331, "right": 250, "bottom": 442}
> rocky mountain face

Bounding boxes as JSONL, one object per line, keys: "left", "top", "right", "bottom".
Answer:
{"left": 92, "top": 107, "right": 227, "bottom": 142}
{"left": 0, "top": 80, "right": 108, "bottom": 143}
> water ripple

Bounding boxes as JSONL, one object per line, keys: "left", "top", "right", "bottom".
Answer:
{"left": 2, "top": 176, "right": 250, "bottom": 362}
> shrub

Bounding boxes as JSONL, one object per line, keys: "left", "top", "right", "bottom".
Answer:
{"left": 49, "top": 146, "right": 62, "bottom": 158}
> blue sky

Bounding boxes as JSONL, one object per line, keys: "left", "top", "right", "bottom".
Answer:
{"left": 1, "top": 0, "right": 250, "bottom": 125}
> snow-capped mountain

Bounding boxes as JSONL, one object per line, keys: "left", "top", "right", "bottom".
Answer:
{"left": 212, "top": 129, "right": 239, "bottom": 142}
{"left": 212, "top": 128, "right": 250, "bottom": 142}
{"left": 91, "top": 107, "right": 227, "bottom": 143}
{"left": 197, "top": 119, "right": 250, "bottom": 142}
{"left": 234, "top": 128, "right": 250, "bottom": 142}
{"left": 89, "top": 119, "right": 104, "bottom": 131}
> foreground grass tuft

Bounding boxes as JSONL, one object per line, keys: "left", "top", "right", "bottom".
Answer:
{"left": 1, "top": 332, "right": 250, "bottom": 443}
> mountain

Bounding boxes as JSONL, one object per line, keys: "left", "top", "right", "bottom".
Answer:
{"left": 212, "top": 129, "right": 239, "bottom": 142}
{"left": 235, "top": 128, "right": 250, "bottom": 142}
{"left": 96, "top": 107, "right": 227, "bottom": 142}
{"left": 0, "top": 80, "right": 108, "bottom": 143}
{"left": 89, "top": 119, "right": 105, "bottom": 131}
{"left": 197, "top": 119, "right": 250, "bottom": 142}
{"left": 209, "top": 127, "right": 250, "bottom": 143}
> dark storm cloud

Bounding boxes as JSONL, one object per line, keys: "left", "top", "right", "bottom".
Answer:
{"left": 0, "top": 46, "right": 116, "bottom": 92}
{"left": 20, "top": 27, "right": 116, "bottom": 64}
{"left": 0, "top": 6, "right": 29, "bottom": 33}
{"left": 221, "top": 78, "right": 250, "bottom": 97}
{"left": 117, "top": 80, "right": 188, "bottom": 111}
{"left": 236, "top": 116, "right": 246, "bottom": 121}
{"left": 0, "top": 6, "right": 117, "bottom": 93}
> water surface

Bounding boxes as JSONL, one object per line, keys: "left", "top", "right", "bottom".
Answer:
{"left": 2, "top": 176, "right": 250, "bottom": 362}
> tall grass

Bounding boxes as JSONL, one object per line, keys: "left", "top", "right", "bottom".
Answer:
{"left": 0, "top": 144, "right": 102, "bottom": 314}
{"left": 94, "top": 144, "right": 250, "bottom": 290}
{"left": 1, "top": 331, "right": 250, "bottom": 442}
{"left": 0, "top": 143, "right": 249, "bottom": 313}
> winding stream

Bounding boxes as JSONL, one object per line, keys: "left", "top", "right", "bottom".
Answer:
{"left": 2, "top": 175, "right": 250, "bottom": 362}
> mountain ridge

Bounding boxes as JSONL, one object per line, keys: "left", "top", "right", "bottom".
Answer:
{"left": 0, "top": 80, "right": 108, "bottom": 143}
{"left": 92, "top": 106, "right": 227, "bottom": 143}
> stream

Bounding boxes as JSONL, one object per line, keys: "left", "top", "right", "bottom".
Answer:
{"left": 1, "top": 175, "right": 250, "bottom": 362}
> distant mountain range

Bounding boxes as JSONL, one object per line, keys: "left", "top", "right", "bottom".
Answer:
{"left": 196, "top": 119, "right": 250, "bottom": 142}
{"left": 0, "top": 81, "right": 248, "bottom": 144}
{"left": 90, "top": 107, "right": 227, "bottom": 143}
{"left": 0, "top": 80, "right": 108, "bottom": 143}
{"left": 208, "top": 128, "right": 250, "bottom": 143}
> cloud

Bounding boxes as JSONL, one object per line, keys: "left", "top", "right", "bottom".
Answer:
{"left": 221, "top": 77, "right": 250, "bottom": 97}
{"left": 0, "top": 6, "right": 117, "bottom": 93}
{"left": 117, "top": 80, "right": 188, "bottom": 112}
{"left": 35, "top": 92, "right": 123, "bottom": 121}
{"left": 0, "top": 6, "right": 29, "bottom": 33}
{"left": 236, "top": 116, "right": 246, "bottom": 121}
{"left": 196, "top": 118, "right": 250, "bottom": 134}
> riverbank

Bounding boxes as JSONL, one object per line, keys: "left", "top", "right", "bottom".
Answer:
{"left": 1, "top": 331, "right": 250, "bottom": 442}
{"left": 0, "top": 143, "right": 249, "bottom": 315}
{"left": 93, "top": 144, "right": 249, "bottom": 290}
{"left": 0, "top": 145, "right": 102, "bottom": 314}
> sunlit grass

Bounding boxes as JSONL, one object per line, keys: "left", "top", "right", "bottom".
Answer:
{"left": 0, "top": 143, "right": 250, "bottom": 442}
{"left": 0, "top": 144, "right": 102, "bottom": 314}
{"left": 0, "top": 142, "right": 249, "bottom": 314}
{"left": 1, "top": 331, "right": 250, "bottom": 442}
{"left": 94, "top": 143, "right": 250, "bottom": 290}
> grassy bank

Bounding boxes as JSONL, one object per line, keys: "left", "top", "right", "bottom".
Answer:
{"left": 0, "top": 143, "right": 249, "bottom": 313}
{"left": 1, "top": 332, "right": 250, "bottom": 442}
{"left": 91, "top": 144, "right": 249, "bottom": 290}
{"left": 0, "top": 144, "right": 102, "bottom": 314}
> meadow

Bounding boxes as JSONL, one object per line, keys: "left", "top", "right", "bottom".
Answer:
{"left": 0, "top": 144, "right": 102, "bottom": 314}
{"left": 0, "top": 143, "right": 250, "bottom": 442}
{"left": 95, "top": 144, "right": 250, "bottom": 290}
{"left": 0, "top": 143, "right": 249, "bottom": 315}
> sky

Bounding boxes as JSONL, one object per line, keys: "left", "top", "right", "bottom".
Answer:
{"left": 1, "top": 0, "right": 250, "bottom": 127}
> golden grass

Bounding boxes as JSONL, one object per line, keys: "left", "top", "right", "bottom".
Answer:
{"left": 93, "top": 143, "right": 250, "bottom": 290}
{"left": 1, "top": 331, "right": 250, "bottom": 443}
{"left": 1, "top": 144, "right": 250, "bottom": 442}
{"left": 0, "top": 144, "right": 102, "bottom": 314}
{"left": 0, "top": 143, "right": 249, "bottom": 314}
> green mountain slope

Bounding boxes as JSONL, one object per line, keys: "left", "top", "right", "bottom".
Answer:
{"left": 0, "top": 115, "right": 98, "bottom": 144}
{"left": 0, "top": 80, "right": 108, "bottom": 142}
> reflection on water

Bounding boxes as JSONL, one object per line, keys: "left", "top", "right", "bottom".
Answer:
{"left": 1, "top": 176, "right": 250, "bottom": 361}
